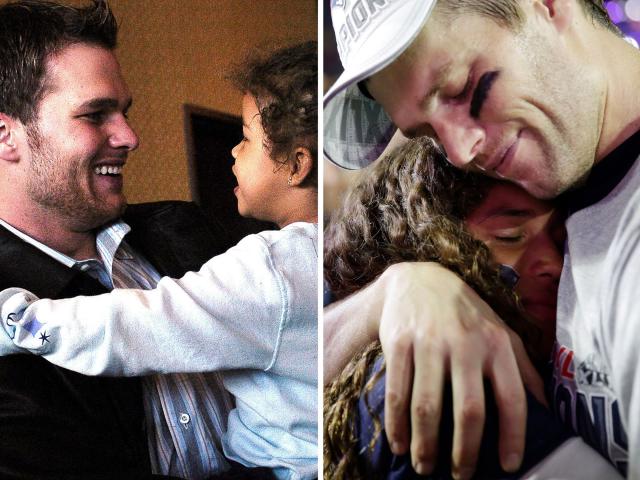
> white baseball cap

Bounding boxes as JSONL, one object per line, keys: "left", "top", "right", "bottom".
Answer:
{"left": 324, "top": 0, "right": 437, "bottom": 169}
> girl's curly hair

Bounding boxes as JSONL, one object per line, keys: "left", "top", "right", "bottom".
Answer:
{"left": 231, "top": 41, "right": 317, "bottom": 187}
{"left": 323, "top": 137, "right": 542, "bottom": 478}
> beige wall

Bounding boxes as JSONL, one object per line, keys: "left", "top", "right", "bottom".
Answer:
{"left": 110, "top": 0, "right": 317, "bottom": 203}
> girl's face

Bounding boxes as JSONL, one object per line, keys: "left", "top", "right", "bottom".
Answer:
{"left": 465, "top": 182, "right": 566, "bottom": 354}
{"left": 231, "top": 94, "right": 289, "bottom": 223}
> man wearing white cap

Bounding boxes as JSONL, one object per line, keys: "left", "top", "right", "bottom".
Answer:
{"left": 324, "top": 1, "right": 640, "bottom": 479}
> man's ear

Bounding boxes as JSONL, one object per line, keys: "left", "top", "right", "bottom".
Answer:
{"left": 0, "top": 114, "right": 21, "bottom": 163}
{"left": 534, "top": 0, "right": 574, "bottom": 33}
{"left": 288, "top": 147, "right": 315, "bottom": 187}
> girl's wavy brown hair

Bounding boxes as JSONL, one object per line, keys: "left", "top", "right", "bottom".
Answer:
{"left": 323, "top": 137, "right": 542, "bottom": 478}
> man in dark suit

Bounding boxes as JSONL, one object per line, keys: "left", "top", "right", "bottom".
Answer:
{"left": 0, "top": 202, "right": 227, "bottom": 478}
{"left": 0, "top": 1, "right": 230, "bottom": 477}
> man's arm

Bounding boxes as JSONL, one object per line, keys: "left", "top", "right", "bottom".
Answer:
{"left": 324, "top": 279, "right": 383, "bottom": 384}
{"left": 324, "top": 261, "right": 545, "bottom": 479}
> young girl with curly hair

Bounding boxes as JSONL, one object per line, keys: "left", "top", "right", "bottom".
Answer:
{"left": 0, "top": 41, "right": 318, "bottom": 480}
{"left": 323, "top": 138, "right": 621, "bottom": 479}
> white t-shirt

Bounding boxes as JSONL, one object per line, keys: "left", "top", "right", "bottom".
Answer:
{"left": 551, "top": 130, "right": 640, "bottom": 478}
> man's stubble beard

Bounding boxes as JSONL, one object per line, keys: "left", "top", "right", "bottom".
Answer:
{"left": 521, "top": 29, "right": 599, "bottom": 199}
{"left": 24, "top": 124, "right": 126, "bottom": 231}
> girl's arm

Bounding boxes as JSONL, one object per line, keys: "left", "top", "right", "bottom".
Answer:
{"left": 0, "top": 227, "right": 317, "bottom": 381}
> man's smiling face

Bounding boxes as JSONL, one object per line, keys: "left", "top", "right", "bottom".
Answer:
{"left": 21, "top": 43, "right": 138, "bottom": 230}
{"left": 367, "top": 4, "right": 602, "bottom": 199}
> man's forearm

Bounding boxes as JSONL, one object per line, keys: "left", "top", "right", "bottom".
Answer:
{"left": 323, "top": 262, "right": 440, "bottom": 384}
{"left": 323, "top": 274, "right": 389, "bottom": 384}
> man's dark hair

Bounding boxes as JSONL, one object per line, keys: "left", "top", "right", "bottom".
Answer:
{"left": 231, "top": 41, "right": 318, "bottom": 187}
{"left": 0, "top": 0, "right": 118, "bottom": 125}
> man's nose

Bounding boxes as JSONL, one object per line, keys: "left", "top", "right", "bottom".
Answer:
{"left": 430, "top": 112, "right": 485, "bottom": 169}
{"left": 109, "top": 116, "right": 139, "bottom": 151}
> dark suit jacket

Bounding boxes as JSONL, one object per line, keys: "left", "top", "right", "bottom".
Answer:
{"left": 0, "top": 201, "right": 231, "bottom": 479}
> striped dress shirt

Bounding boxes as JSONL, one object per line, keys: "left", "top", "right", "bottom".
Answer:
{"left": 0, "top": 218, "right": 234, "bottom": 479}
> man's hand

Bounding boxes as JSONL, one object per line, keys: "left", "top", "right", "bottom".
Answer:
{"left": 377, "top": 262, "right": 546, "bottom": 480}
